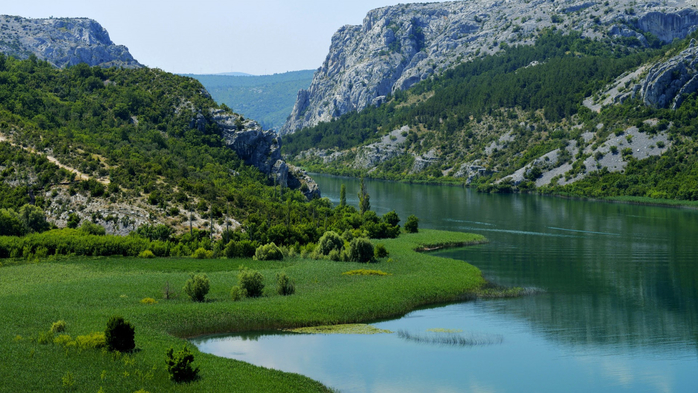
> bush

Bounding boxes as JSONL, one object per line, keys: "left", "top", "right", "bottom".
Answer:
{"left": 192, "top": 247, "right": 213, "bottom": 259}
{"left": 66, "top": 213, "right": 80, "bottom": 229}
{"left": 105, "top": 316, "right": 135, "bottom": 352}
{"left": 50, "top": 320, "right": 66, "bottom": 333}
{"left": 276, "top": 272, "right": 295, "bottom": 296}
{"left": 253, "top": 242, "right": 284, "bottom": 261}
{"left": 238, "top": 268, "right": 264, "bottom": 298}
{"left": 75, "top": 332, "right": 106, "bottom": 349}
{"left": 347, "top": 238, "right": 374, "bottom": 263}
{"left": 230, "top": 285, "right": 247, "bottom": 301}
{"left": 183, "top": 274, "right": 210, "bottom": 302}
{"left": 80, "top": 221, "right": 106, "bottom": 236}
{"left": 315, "top": 231, "right": 344, "bottom": 256}
{"left": 166, "top": 346, "right": 199, "bottom": 383}
{"left": 19, "top": 204, "right": 50, "bottom": 233}
{"left": 405, "top": 215, "right": 419, "bottom": 233}
{"left": 138, "top": 249, "right": 156, "bottom": 259}
{"left": 0, "top": 208, "right": 25, "bottom": 236}
{"left": 374, "top": 244, "right": 389, "bottom": 258}
{"left": 382, "top": 211, "right": 400, "bottom": 226}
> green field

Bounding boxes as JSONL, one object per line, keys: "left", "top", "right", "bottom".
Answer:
{"left": 0, "top": 230, "right": 486, "bottom": 392}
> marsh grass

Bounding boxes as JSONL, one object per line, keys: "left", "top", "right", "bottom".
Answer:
{"left": 397, "top": 329, "right": 504, "bottom": 347}
{"left": 0, "top": 229, "right": 485, "bottom": 392}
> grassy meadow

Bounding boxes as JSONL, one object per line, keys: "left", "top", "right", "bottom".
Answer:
{"left": 0, "top": 230, "right": 486, "bottom": 392}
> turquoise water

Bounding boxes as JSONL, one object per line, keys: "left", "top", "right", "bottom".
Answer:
{"left": 192, "top": 175, "right": 698, "bottom": 392}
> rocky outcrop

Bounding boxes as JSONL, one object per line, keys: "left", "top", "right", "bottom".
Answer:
{"left": 0, "top": 15, "right": 141, "bottom": 68}
{"left": 639, "top": 39, "right": 698, "bottom": 109}
{"left": 281, "top": 0, "right": 698, "bottom": 135}
{"left": 206, "top": 109, "right": 320, "bottom": 199}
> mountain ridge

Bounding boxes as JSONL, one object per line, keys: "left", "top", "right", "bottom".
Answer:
{"left": 281, "top": 0, "right": 698, "bottom": 135}
{"left": 0, "top": 14, "right": 141, "bottom": 69}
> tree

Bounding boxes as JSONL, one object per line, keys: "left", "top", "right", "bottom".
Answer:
{"left": 19, "top": 204, "right": 49, "bottom": 233}
{"left": 166, "top": 346, "right": 199, "bottom": 383}
{"left": 358, "top": 177, "right": 370, "bottom": 214}
{"left": 66, "top": 213, "right": 80, "bottom": 229}
{"left": 340, "top": 184, "right": 347, "bottom": 207}
{"left": 105, "top": 316, "right": 135, "bottom": 352}
{"left": 405, "top": 215, "right": 419, "bottom": 233}
{"left": 183, "top": 274, "right": 210, "bottom": 302}
{"left": 0, "top": 208, "right": 25, "bottom": 236}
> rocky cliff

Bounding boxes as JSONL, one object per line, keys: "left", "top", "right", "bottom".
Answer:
{"left": 281, "top": 0, "right": 698, "bottom": 135}
{"left": 195, "top": 108, "right": 320, "bottom": 199}
{"left": 0, "top": 15, "right": 141, "bottom": 68}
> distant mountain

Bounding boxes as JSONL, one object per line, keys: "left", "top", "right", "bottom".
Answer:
{"left": 0, "top": 15, "right": 142, "bottom": 68}
{"left": 188, "top": 70, "right": 314, "bottom": 131}
{"left": 215, "top": 72, "right": 254, "bottom": 76}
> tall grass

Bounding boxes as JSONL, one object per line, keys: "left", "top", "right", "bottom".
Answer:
{"left": 0, "top": 229, "right": 486, "bottom": 392}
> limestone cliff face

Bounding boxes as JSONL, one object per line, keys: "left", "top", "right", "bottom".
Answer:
{"left": 281, "top": 0, "right": 698, "bottom": 135}
{"left": 0, "top": 15, "right": 141, "bottom": 68}
{"left": 640, "top": 39, "right": 698, "bottom": 109}
{"left": 201, "top": 109, "right": 320, "bottom": 199}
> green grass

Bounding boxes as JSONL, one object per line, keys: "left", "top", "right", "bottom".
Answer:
{"left": 0, "top": 229, "right": 486, "bottom": 392}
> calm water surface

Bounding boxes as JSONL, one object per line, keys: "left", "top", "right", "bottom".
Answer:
{"left": 193, "top": 175, "right": 698, "bottom": 392}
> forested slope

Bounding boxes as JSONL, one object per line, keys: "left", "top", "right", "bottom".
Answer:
{"left": 285, "top": 29, "right": 698, "bottom": 203}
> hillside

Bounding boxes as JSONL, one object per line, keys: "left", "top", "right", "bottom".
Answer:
{"left": 280, "top": 0, "right": 698, "bottom": 135}
{"left": 0, "top": 15, "right": 142, "bottom": 68}
{"left": 0, "top": 55, "right": 318, "bottom": 236}
{"left": 285, "top": 29, "right": 698, "bottom": 202}
{"left": 188, "top": 70, "right": 314, "bottom": 131}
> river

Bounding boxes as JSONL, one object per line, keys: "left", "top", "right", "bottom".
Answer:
{"left": 193, "top": 174, "right": 698, "bottom": 392}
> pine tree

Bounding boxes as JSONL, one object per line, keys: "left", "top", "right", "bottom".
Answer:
{"left": 358, "top": 177, "right": 370, "bottom": 214}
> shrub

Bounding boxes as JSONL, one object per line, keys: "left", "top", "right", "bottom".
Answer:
{"left": 165, "top": 346, "right": 199, "bottom": 383}
{"left": 238, "top": 268, "right": 264, "bottom": 298}
{"left": 50, "top": 320, "right": 66, "bottom": 333}
{"left": 374, "top": 244, "right": 389, "bottom": 258}
{"left": 140, "top": 297, "right": 158, "bottom": 304}
{"left": 230, "top": 286, "right": 247, "bottom": 301}
{"left": 138, "top": 250, "right": 156, "bottom": 259}
{"left": 183, "top": 274, "right": 210, "bottom": 302}
{"left": 382, "top": 211, "right": 400, "bottom": 226}
{"left": 276, "top": 272, "right": 295, "bottom": 296}
{"left": 105, "top": 316, "right": 135, "bottom": 352}
{"left": 75, "top": 332, "right": 106, "bottom": 349}
{"left": 65, "top": 216, "right": 83, "bottom": 231}
{"left": 347, "top": 238, "right": 374, "bottom": 263}
{"left": 253, "top": 242, "right": 283, "bottom": 261}
{"left": 405, "top": 215, "right": 419, "bottom": 233}
{"left": 238, "top": 240, "right": 258, "bottom": 258}
{"left": 315, "top": 231, "right": 344, "bottom": 256}
{"left": 192, "top": 247, "right": 213, "bottom": 259}
{"left": 80, "top": 221, "right": 106, "bottom": 236}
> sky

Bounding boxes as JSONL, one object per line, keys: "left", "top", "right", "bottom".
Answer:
{"left": 2, "top": 0, "right": 435, "bottom": 75}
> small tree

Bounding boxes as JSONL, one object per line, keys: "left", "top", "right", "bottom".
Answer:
{"left": 382, "top": 211, "right": 400, "bottom": 227}
{"left": 358, "top": 177, "right": 370, "bottom": 214}
{"left": 238, "top": 268, "right": 264, "bottom": 298}
{"left": 276, "top": 272, "right": 295, "bottom": 296}
{"left": 66, "top": 213, "right": 81, "bottom": 229}
{"left": 19, "top": 204, "right": 50, "bottom": 233}
{"left": 166, "top": 346, "right": 199, "bottom": 383}
{"left": 315, "top": 231, "right": 344, "bottom": 256}
{"left": 405, "top": 215, "right": 419, "bottom": 233}
{"left": 347, "top": 238, "right": 374, "bottom": 263}
{"left": 183, "top": 274, "right": 210, "bottom": 302}
{"left": 253, "top": 243, "right": 284, "bottom": 261}
{"left": 339, "top": 184, "right": 347, "bottom": 207}
{"left": 105, "top": 316, "right": 135, "bottom": 352}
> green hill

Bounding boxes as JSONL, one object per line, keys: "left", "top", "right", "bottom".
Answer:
{"left": 188, "top": 70, "right": 314, "bottom": 131}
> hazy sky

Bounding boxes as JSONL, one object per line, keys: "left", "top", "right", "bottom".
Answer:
{"left": 3, "top": 1, "right": 436, "bottom": 75}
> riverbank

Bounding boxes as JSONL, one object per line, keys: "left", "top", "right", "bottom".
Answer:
{"left": 0, "top": 229, "right": 486, "bottom": 392}
{"left": 308, "top": 171, "right": 698, "bottom": 210}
